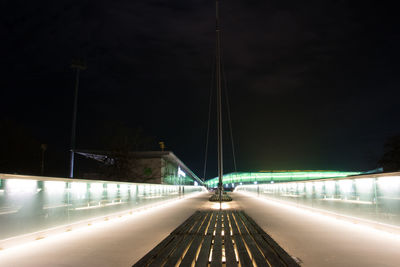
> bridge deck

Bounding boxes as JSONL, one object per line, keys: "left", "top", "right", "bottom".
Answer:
{"left": 1, "top": 192, "right": 400, "bottom": 267}
{"left": 133, "top": 210, "right": 299, "bottom": 267}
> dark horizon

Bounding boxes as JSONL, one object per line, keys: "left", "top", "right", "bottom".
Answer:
{"left": 2, "top": 0, "right": 400, "bottom": 179}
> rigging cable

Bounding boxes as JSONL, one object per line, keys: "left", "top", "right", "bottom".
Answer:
{"left": 220, "top": 25, "right": 238, "bottom": 173}
{"left": 203, "top": 61, "right": 215, "bottom": 181}
{"left": 222, "top": 64, "right": 237, "bottom": 173}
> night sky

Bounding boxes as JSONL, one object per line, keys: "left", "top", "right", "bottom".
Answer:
{"left": 2, "top": 0, "right": 400, "bottom": 179}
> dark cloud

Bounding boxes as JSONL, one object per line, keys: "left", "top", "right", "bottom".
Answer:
{"left": 2, "top": 0, "right": 400, "bottom": 178}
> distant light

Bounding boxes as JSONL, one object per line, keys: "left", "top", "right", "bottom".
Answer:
{"left": 271, "top": 181, "right": 274, "bottom": 184}
{"left": 44, "top": 181, "right": 66, "bottom": 193}
{"left": 119, "top": 184, "right": 129, "bottom": 192}
{"left": 240, "top": 182, "right": 242, "bottom": 185}
{"left": 212, "top": 203, "right": 230, "bottom": 210}
{"left": 254, "top": 181, "right": 257, "bottom": 184}
{"left": 90, "top": 183, "right": 104, "bottom": 193}
{"left": 194, "top": 181, "right": 198, "bottom": 186}
{"left": 231, "top": 183, "right": 234, "bottom": 187}
{"left": 178, "top": 167, "right": 186, "bottom": 177}
{"left": 70, "top": 182, "right": 87, "bottom": 193}
{"left": 204, "top": 170, "right": 362, "bottom": 186}
{"left": 107, "top": 184, "right": 118, "bottom": 192}
{"left": 338, "top": 180, "right": 352, "bottom": 193}
{"left": 6, "top": 179, "right": 37, "bottom": 194}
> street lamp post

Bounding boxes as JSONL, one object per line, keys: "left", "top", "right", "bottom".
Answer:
{"left": 69, "top": 59, "right": 86, "bottom": 178}
{"left": 40, "top": 144, "right": 47, "bottom": 176}
{"left": 216, "top": 0, "right": 223, "bottom": 206}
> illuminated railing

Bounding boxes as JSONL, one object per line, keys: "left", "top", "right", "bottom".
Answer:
{"left": 0, "top": 174, "right": 206, "bottom": 244}
{"left": 235, "top": 173, "right": 400, "bottom": 228}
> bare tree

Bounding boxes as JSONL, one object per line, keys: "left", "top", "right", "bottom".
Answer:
{"left": 99, "top": 122, "right": 158, "bottom": 182}
{"left": 0, "top": 119, "right": 41, "bottom": 174}
{"left": 378, "top": 134, "right": 400, "bottom": 172}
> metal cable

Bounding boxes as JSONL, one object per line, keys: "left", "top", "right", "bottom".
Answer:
{"left": 220, "top": 37, "right": 238, "bottom": 173}
{"left": 203, "top": 61, "right": 215, "bottom": 181}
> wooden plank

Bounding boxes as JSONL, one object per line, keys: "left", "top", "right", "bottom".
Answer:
{"left": 211, "top": 234, "right": 222, "bottom": 267}
{"left": 196, "top": 212, "right": 216, "bottom": 266}
{"left": 235, "top": 211, "right": 267, "bottom": 267}
{"left": 183, "top": 212, "right": 203, "bottom": 234}
{"left": 180, "top": 212, "right": 211, "bottom": 267}
{"left": 134, "top": 212, "right": 200, "bottom": 267}
{"left": 210, "top": 212, "right": 222, "bottom": 267}
{"left": 242, "top": 212, "right": 299, "bottom": 267}
{"left": 165, "top": 212, "right": 208, "bottom": 267}
{"left": 253, "top": 234, "right": 285, "bottom": 267}
{"left": 170, "top": 211, "right": 197, "bottom": 235}
{"left": 132, "top": 234, "right": 176, "bottom": 267}
{"left": 163, "top": 234, "right": 194, "bottom": 267}
{"left": 172, "top": 211, "right": 200, "bottom": 235}
{"left": 228, "top": 212, "right": 252, "bottom": 266}
{"left": 236, "top": 211, "right": 257, "bottom": 235}
{"left": 228, "top": 211, "right": 239, "bottom": 235}
{"left": 237, "top": 212, "right": 284, "bottom": 267}
{"left": 233, "top": 211, "right": 248, "bottom": 235}
{"left": 232, "top": 234, "right": 252, "bottom": 266}
{"left": 135, "top": 210, "right": 299, "bottom": 267}
{"left": 223, "top": 211, "right": 238, "bottom": 267}
{"left": 241, "top": 232, "right": 268, "bottom": 267}
{"left": 195, "top": 234, "right": 212, "bottom": 267}
{"left": 206, "top": 212, "right": 216, "bottom": 235}
{"left": 224, "top": 234, "right": 237, "bottom": 267}
{"left": 148, "top": 234, "right": 185, "bottom": 267}
{"left": 215, "top": 211, "right": 222, "bottom": 235}
{"left": 189, "top": 211, "right": 208, "bottom": 234}
{"left": 197, "top": 212, "right": 211, "bottom": 235}
{"left": 179, "top": 235, "right": 202, "bottom": 267}
{"left": 209, "top": 193, "right": 232, "bottom": 202}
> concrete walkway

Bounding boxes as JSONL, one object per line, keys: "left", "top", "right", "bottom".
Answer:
{"left": 0, "top": 193, "right": 211, "bottom": 267}
{"left": 232, "top": 191, "right": 400, "bottom": 267}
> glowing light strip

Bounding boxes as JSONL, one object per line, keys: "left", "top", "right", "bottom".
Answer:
{"left": 321, "top": 198, "right": 373, "bottom": 205}
{"left": 205, "top": 171, "right": 361, "bottom": 186}
{"left": 0, "top": 209, "right": 19, "bottom": 215}
{"left": 71, "top": 201, "right": 126, "bottom": 210}
{"left": 43, "top": 204, "right": 72, "bottom": 210}
{"left": 143, "top": 195, "right": 165, "bottom": 199}
{"left": 105, "top": 201, "right": 125, "bottom": 206}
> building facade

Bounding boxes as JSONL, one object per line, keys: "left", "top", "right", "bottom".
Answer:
{"left": 75, "top": 150, "right": 203, "bottom": 186}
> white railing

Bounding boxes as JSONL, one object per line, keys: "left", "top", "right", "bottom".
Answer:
{"left": 0, "top": 173, "right": 206, "bottom": 248}
{"left": 235, "top": 172, "right": 400, "bottom": 229}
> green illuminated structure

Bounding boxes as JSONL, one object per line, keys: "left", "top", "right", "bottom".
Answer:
{"left": 205, "top": 171, "right": 362, "bottom": 187}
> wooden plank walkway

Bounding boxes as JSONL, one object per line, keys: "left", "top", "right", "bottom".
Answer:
{"left": 209, "top": 193, "right": 232, "bottom": 202}
{"left": 133, "top": 210, "right": 300, "bottom": 267}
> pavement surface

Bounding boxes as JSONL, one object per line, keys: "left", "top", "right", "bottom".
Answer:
{"left": 1, "top": 191, "right": 400, "bottom": 267}
{"left": 232, "top": 191, "right": 400, "bottom": 267}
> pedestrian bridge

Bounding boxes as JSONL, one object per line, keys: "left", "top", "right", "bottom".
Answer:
{"left": 0, "top": 173, "right": 400, "bottom": 266}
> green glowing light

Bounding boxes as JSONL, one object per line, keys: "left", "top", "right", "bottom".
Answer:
{"left": 204, "top": 171, "right": 362, "bottom": 187}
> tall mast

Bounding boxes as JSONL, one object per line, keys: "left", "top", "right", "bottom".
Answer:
{"left": 216, "top": 0, "right": 223, "bottom": 204}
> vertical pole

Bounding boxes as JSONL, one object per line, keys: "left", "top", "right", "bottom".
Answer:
{"left": 373, "top": 177, "right": 378, "bottom": 217}
{"left": 69, "top": 68, "right": 80, "bottom": 178}
{"left": 40, "top": 144, "right": 47, "bottom": 176}
{"left": 41, "top": 148, "right": 45, "bottom": 175}
{"left": 216, "top": 0, "right": 223, "bottom": 207}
